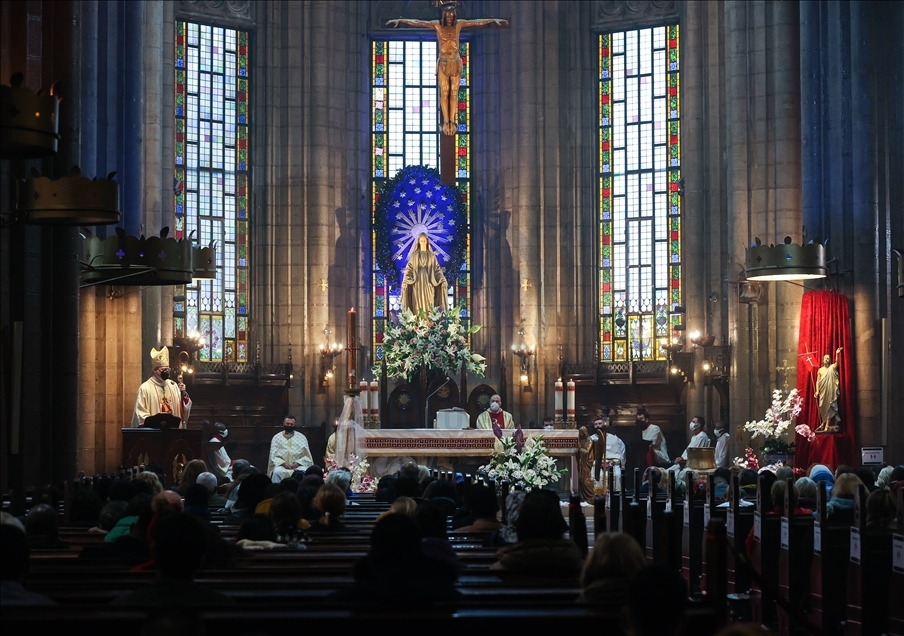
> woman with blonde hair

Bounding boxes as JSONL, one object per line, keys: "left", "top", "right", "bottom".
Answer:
{"left": 308, "top": 483, "right": 349, "bottom": 532}
{"left": 375, "top": 496, "right": 417, "bottom": 523}
{"left": 135, "top": 471, "right": 163, "bottom": 496}
{"left": 816, "top": 472, "right": 864, "bottom": 522}
{"left": 580, "top": 532, "right": 645, "bottom": 607}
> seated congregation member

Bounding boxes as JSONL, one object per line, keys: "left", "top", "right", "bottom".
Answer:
{"left": 225, "top": 474, "right": 272, "bottom": 524}
{"left": 325, "top": 466, "right": 353, "bottom": 497}
{"left": 331, "top": 514, "right": 459, "bottom": 603}
{"left": 269, "top": 491, "right": 311, "bottom": 541}
{"left": 855, "top": 467, "right": 877, "bottom": 492}
{"left": 83, "top": 496, "right": 154, "bottom": 563}
{"left": 809, "top": 464, "right": 835, "bottom": 496}
{"left": 237, "top": 515, "right": 278, "bottom": 544}
{"left": 876, "top": 465, "right": 895, "bottom": 489}
{"left": 816, "top": 472, "right": 864, "bottom": 522}
{"left": 91, "top": 500, "right": 129, "bottom": 536}
{"left": 176, "top": 459, "right": 209, "bottom": 495}
{"left": 485, "top": 489, "right": 526, "bottom": 547}
{"left": 626, "top": 564, "right": 688, "bottom": 636}
{"left": 579, "top": 532, "right": 645, "bottom": 610}
{"left": 196, "top": 471, "right": 228, "bottom": 507}
{"left": 183, "top": 484, "right": 213, "bottom": 519}
{"left": 375, "top": 496, "right": 417, "bottom": 523}
{"left": 267, "top": 415, "right": 314, "bottom": 483}
{"left": 416, "top": 503, "right": 462, "bottom": 579}
{"left": 307, "top": 483, "right": 349, "bottom": 532}
{"left": 794, "top": 477, "right": 818, "bottom": 510}
{"left": 113, "top": 513, "right": 233, "bottom": 607}
{"left": 452, "top": 484, "right": 501, "bottom": 533}
{"left": 0, "top": 522, "right": 56, "bottom": 606}
{"left": 491, "top": 489, "right": 582, "bottom": 576}
{"left": 24, "top": 504, "right": 68, "bottom": 549}
{"left": 865, "top": 488, "right": 897, "bottom": 529}
{"left": 135, "top": 470, "right": 164, "bottom": 496}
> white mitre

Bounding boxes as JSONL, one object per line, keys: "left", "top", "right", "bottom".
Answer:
{"left": 150, "top": 346, "right": 170, "bottom": 369}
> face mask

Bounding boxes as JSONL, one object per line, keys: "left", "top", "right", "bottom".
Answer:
{"left": 160, "top": 370, "right": 170, "bottom": 381}
{"left": 715, "top": 429, "right": 725, "bottom": 437}
{"left": 689, "top": 422, "right": 699, "bottom": 431}
{"left": 636, "top": 419, "right": 646, "bottom": 428}
{"left": 220, "top": 430, "right": 228, "bottom": 438}
{"left": 489, "top": 401, "right": 500, "bottom": 412}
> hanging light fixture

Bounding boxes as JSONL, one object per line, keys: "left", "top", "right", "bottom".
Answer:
{"left": 18, "top": 166, "right": 120, "bottom": 225}
{"left": 0, "top": 73, "right": 60, "bottom": 160}
{"left": 745, "top": 236, "right": 827, "bottom": 281}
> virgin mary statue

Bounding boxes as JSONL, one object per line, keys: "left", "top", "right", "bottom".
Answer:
{"left": 401, "top": 233, "right": 448, "bottom": 314}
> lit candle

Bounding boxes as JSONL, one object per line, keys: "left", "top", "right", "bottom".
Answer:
{"left": 370, "top": 380, "right": 380, "bottom": 418}
{"left": 554, "top": 379, "right": 563, "bottom": 418}
{"left": 347, "top": 307, "right": 357, "bottom": 389}
{"left": 566, "top": 380, "right": 576, "bottom": 420}
{"left": 359, "top": 380, "right": 368, "bottom": 402}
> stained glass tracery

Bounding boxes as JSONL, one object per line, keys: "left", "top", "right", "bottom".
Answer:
{"left": 174, "top": 21, "right": 250, "bottom": 362}
{"left": 372, "top": 40, "right": 471, "bottom": 362}
{"left": 599, "top": 26, "right": 681, "bottom": 362}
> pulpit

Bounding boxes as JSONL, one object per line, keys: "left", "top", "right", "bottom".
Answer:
{"left": 121, "top": 428, "right": 203, "bottom": 485}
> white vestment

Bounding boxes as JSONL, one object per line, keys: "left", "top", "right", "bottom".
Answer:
{"left": 714, "top": 433, "right": 730, "bottom": 468}
{"left": 208, "top": 437, "right": 233, "bottom": 480}
{"left": 590, "top": 431, "right": 626, "bottom": 490}
{"left": 267, "top": 431, "right": 314, "bottom": 481}
{"left": 131, "top": 376, "right": 192, "bottom": 428}
{"left": 476, "top": 409, "right": 514, "bottom": 429}
{"left": 642, "top": 423, "right": 670, "bottom": 466}
{"left": 680, "top": 430, "right": 712, "bottom": 460}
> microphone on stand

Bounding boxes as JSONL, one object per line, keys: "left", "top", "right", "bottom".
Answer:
{"left": 425, "top": 376, "right": 451, "bottom": 429}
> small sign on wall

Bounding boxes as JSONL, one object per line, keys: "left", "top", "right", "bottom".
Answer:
{"left": 861, "top": 447, "right": 884, "bottom": 465}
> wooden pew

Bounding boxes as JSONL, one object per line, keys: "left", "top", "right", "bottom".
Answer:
{"left": 724, "top": 474, "right": 754, "bottom": 596}
{"left": 808, "top": 480, "right": 851, "bottom": 636}
{"left": 644, "top": 469, "right": 669, "bottom": 563}
{"left": 681, "top": 471, "right": 705, "bottom": 595}
{"left": 776, "top": 478, "right": 814, "bottom": 636}
{"left": 606, "top": 467, "right": 622, "bottom": 533}
{"left": 844, "top": 484, "right": 893, "bottom": 636}
{"left": 622, "top": 468, "right": 647, "bottom": 552}
{"left": 889, "top": 489, "right": 904, "bottom": 636}
{"left": 749, "top": 473, "right": 780, "bottom": 629}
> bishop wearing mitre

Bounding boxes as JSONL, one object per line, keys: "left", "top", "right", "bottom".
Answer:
{"left": 131, "top": 346, "right": 192, "bottom": 428}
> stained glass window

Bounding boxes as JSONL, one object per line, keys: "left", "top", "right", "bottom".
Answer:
{"left": 599, "top": 26, "right": 681, "bottom": 362}
{"left": 174, "top": 21, "right": 250, "bottom": 362}
{"left": 372, "top": 40, "right": 471, "bottom": 362}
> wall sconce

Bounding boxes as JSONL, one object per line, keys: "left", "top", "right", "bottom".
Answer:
{"left": 512, "top": 341, "right": 536, "bottom": 388}
{"left": 700, "top": 345, "right": 732, "bottom": 382}
{"left": 689, "top": 331, "right": 716, "bottom": 348}
{"left": 320, "top": 329, "right": 342, "bottom": 387}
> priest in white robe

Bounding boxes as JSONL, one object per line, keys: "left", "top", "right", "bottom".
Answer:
{"left": 131, "top": 346, "right": 192, "bottom": 428}
{"left": 669, "top": 416, "right": 711, "bottom": 471}
{"left": 590, "top": 417, "right": 626, "bottom": 490}
{"left": 267, "top": 415, "right": 314, "bottom": 482}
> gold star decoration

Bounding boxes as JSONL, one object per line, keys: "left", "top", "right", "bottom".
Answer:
{"left": 318, "top": 278, "right": 329, "bottom": 292}
{"left": 520, "top": 279, "right": 533, "bottom": 291}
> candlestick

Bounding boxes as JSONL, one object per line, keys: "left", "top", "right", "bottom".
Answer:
{"left": 554, "top": 379, "right": 563, "bottom": 418}
{"left": 347, "top": 307, "right": 357, "bottom": 390}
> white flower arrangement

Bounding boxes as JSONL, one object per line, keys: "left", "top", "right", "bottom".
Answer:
{"left": 743, "top": 388, "right": 803, "bottom": 456}
{"left": 478, "top": 435, "right": 566, "bottom": 492}
{"left": 375, "top": 306, "right": 486, "bottom": 382}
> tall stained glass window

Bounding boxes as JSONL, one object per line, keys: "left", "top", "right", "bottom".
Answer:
{"left": 173, "top": 22, "right": 250, "bottom": 362}
{"left": 371, "top": 40, "right": 471, "bottom": 362}
{"left": 599, "top": 26, "right": 681, "bottom": 362}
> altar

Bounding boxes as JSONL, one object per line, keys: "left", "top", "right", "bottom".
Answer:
{"left": 352, "top": 428, "right": 580, "bottom": 491}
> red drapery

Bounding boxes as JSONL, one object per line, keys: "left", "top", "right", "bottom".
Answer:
{"left": 794, "top": 290, "right": 856, "bottom": 470}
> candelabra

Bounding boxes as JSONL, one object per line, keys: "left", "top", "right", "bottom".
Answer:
{"left": 320, "top": 329, "right": 343, "bottom": 387}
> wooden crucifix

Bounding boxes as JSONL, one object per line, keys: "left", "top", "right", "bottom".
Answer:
{"left": 387, "top": 2, "right": 508, "bottom": 184}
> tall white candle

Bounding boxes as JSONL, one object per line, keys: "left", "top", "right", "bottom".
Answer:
{"left": 370, "top": 380, "right": 380, "bottom": 417}
{"left": 555, "top": 379, "right": 564, "bottom": 417}
{"left": 566, "top": 380, "right": 576, "bottom": 419}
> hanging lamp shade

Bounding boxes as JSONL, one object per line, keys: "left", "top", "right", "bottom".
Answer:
{"left": 0, "top": 73, "right": 60, "bottom": 159}
{"left": 81, "top": 227, "right": 215, "bottom": 287}
{"left": 19, "top": 167, "right": 120, "bottom": 225}
{"left": 745, "top": 237, "right": 827, "bottom": 281}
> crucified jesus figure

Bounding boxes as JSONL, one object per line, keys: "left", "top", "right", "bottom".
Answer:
{"left": 387, "top": 7, "right": 508, "bottom": 136}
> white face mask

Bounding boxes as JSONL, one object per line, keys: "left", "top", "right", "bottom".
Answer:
{"left": 220, "top": 430, "right": 228, "bottom": 438}
{"left": 689, "top": 422, "right": 700, "bottom": 431}
{"left": 714, "top": 428, "right": 725, "bottom": 437}
{"left": 489, "top": 401, "right": 500, "bottom": 412}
